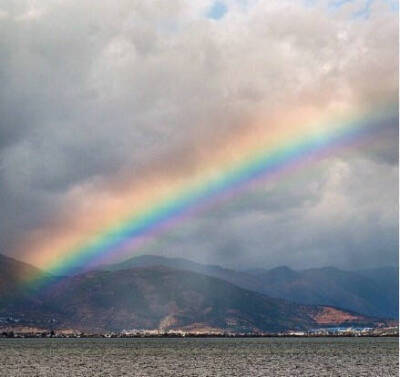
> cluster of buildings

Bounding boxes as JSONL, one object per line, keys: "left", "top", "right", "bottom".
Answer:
{"left": 115, "top": 326, "right": 399, "bottom": 338}
{"left": 0, "top": 316, "right": 21, "bottom": 324}
{"left": 285, "top": 326, "right": 399, "bottom": 337}
{"left": 1, "top": 325, "right": 398, "bottom": 338}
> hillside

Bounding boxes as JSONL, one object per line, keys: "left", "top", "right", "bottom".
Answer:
{"left": 0, "top": 254, "right": 60, "bottom": 326}
{"left": 29, "top": 267, "right": 384, "bottom": 332}
{"left": 101, "top": 254, "right": 261, "bottom": 292}
{"left": 246, "top": 266, "right": 399, "bottom": 319}
{"left": 0, "top": 255, "right": 387, "bottom": 333}
{"left": 0, "top": 253, "right": 43, "bottom": 294}
{"left": 103, "top": 255, "right": 398, "bottom": 318}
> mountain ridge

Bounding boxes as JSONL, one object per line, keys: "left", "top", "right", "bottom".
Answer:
{"left": 101, "top": 254, "right": 398, "bottom": 319}
{"left": 0, "top": 254, "right": 391, "bottom": 333}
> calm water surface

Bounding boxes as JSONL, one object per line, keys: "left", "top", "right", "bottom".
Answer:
{"left": 0, "top": 337, "right": 398, "bottom": 376}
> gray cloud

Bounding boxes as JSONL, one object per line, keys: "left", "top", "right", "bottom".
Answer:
{"left": 155, "top": 156, "right": 398, "bottom": 269}
{"left": 0, "top": 0, "right": 397, "bottom": 269}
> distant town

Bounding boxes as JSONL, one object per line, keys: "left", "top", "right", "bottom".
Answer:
{"left": 1, "top": 326, "right": 398, "bottom": 339}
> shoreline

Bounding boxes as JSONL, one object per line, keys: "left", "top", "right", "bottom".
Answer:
{"left": 1, "top": 333, "right": 398, "bottom": 339}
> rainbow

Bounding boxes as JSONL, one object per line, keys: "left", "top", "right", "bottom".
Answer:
{"left": 22, "top": 104, "right": 397, "bottom": 286}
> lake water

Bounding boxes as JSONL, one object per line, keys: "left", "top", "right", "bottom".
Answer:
{"left": 0, "top": 337, "right": 398, "bottom": 376}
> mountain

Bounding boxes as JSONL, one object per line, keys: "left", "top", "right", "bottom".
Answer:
{"left": 356, "top": 267, "right": 399, "bottom": 301}
{"left": 0, "top": 253, "right": 43, "bottom": 293}
{"left": 246, "top": 266, "right": 399, "bottom": 319}
{"left": 0, "top": 254, "right": 60, "bottom": 326}
{"left": 101, "top": 254, "right": 261, "bottom": 292}
{"left": 0, "top": 255, "right": 387, "bottom": 333}
{"left": 102, "top": 255, "right": 398, "bottom": 319}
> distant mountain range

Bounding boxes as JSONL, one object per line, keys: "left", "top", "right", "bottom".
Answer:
{"left": 101, "top": 254, "right": 399, "bottom": 319}
{"left": 0, "top": 254, "right": 396, "bottom": 333}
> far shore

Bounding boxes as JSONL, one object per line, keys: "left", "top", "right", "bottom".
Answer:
{"left": 1, "top": 329, "right": 398, "bottom": 339}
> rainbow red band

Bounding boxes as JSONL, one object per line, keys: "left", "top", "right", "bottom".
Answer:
{"left": 21, "top": 103, "right": 398, "bottom": 286}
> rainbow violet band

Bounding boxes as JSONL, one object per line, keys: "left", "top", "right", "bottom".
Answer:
{"left": 26, "top": 104, "right": 397, "bottom": 286}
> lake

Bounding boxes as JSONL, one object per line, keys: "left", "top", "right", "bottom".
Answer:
{"left": 0, "top": 337, "right": 398, "bottom": 376}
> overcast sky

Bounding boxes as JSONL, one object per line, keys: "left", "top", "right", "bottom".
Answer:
{"left": 0, "top": 0, "right": 398, "bottom": 270}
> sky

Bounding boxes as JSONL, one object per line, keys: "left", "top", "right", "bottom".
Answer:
{"left": 0, "top": 0, "right": 398, "bottom": 271}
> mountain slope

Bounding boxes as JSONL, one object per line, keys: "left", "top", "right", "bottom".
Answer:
{"left": 0, "top": 255, "right": 386, "bottom": 333}
{"left": 101, "top": 254, "right": 262, "bottom": 292}
{"left": 0, "top": 254, "right": 59, "bottom": 325}
{"left": 0, "top": 253, "right": 47, "bottom": 307}
{"left": 356, "top": 267, "right": 399, "bottom": 304}
{"left": 0, "top": 253, "right": 43, "bottom": 294}
{"left": 37, "top": 266, "right": 383, "bottom": 332}
{"left": 103, "top": 255, "right": 398, "bottom": 318}
{"left": 247, "top": 266, "right": 398, "bottom": 319}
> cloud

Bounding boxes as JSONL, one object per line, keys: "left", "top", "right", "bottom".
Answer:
{"left": 154, "top": 156, "right": 398, "bottom": 269}
{"left": 0, "top": 0, "right": 397, "bottom": 269}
